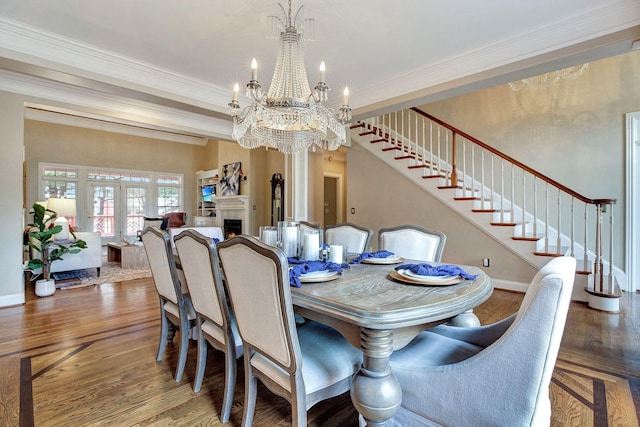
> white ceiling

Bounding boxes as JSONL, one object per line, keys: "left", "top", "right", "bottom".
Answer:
{"left": 1, "top": 0, "right": 639, "bottom": 142}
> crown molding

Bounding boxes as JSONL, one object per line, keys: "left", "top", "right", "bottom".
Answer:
{"left": 0, "top": 16, "right": 232, "bottom": 113}
{"left": 0, "top": 69, "right": 233, "bottom": 141}
{"left": 351, "top": 0, "right": 640, "bottom": 111}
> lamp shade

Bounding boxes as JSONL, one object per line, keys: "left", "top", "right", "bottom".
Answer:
{"left": 46, "top": 198, "right": 76, "bottom": 241}
{"left": 46, "top": 198, "right": 76, "bottom": 218}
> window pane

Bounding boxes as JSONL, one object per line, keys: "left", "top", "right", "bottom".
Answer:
{"left": 44, "top": 181, "right": 77, "bottom": 199}
{"left": 87, "top": 170, "right": 150, "bottom": 183}
{"left": 157, "top": 186, "right": 180, "bottom": 215}
{"left": 91, "top": 185, "right": 115, "bottom": 237}
{"left": 158, "top": 175, "right": 181, "bottom": 185}
{"left": 126, "top": 187, "right": 146, "bottom": 236}
{"left": 43, "top": 167, "right": 77, "bottom": 179}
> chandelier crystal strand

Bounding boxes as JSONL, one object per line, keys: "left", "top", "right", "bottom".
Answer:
{"left": 228, "top": 0, "right": 351, "bottom": 153}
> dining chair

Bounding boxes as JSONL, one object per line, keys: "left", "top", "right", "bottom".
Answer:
{"left": 217, "top": 235, "right": 362, "bottom": 427}
{"left": 173, "top": 230, "right": 243, "bottom": 423}
{"left": 140, "top": 227, "right": 195, "bottom": 382}
{"left": 384, "top": 256, "right": 576, "bottom": 427}
{"left": 378, "top": 224, "right": 446, "bottom": 262}
{"left": 325, "top": 222, "right": 373, "bottom": 254}
{"left": 298, "top": 220, "right": 321, "bottom": 234}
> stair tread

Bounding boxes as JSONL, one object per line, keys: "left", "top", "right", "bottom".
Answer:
{"left": 512, "top": 233, "right": 544, "bottom": 241}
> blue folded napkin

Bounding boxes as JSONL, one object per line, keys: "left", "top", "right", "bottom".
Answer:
{"left": 350, "top": 250, "right": 396, "bottom": 264}
{"left": 289, "top": 261, "right": 343, "bottom": 288}
{"left": 395, "top": 263, "right": 477, "bottom": 280}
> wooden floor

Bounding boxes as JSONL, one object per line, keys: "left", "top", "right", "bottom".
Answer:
{"left": 0, "top": 277, "right": 638, "bottom": 426}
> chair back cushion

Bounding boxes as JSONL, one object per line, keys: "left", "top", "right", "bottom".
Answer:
{"left": 217, "top": 236, "right": 299, "bottom": 373}
{"left": 325, "top": 223, "right": 373, "bottom": 254}
{"left": 378, "top": 226, "right": 446, "bottom": 262}
{"left": 141, "top": 228, "right": 179, "bottom": 304}
{"left": 174, "top": 230, "right": 225, "bottom": 327}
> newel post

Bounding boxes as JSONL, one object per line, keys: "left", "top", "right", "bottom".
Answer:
{"left": 450, "top": 132, "right": 458, "bottom": 187}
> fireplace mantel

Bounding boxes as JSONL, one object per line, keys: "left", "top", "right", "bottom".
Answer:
{"left": 212, "top": 195, "right": 249, "bottom": 235}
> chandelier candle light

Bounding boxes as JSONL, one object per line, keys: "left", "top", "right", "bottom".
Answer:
{"left": 228, "top": 0, "right": 352, "bottom": 154}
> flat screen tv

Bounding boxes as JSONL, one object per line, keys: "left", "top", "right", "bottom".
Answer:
{"left": 202, "top": 185, "right": 216, "bottom": 202}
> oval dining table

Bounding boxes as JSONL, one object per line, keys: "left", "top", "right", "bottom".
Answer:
{"left": 290, "top": 260, "right": 493, "bottom": 426}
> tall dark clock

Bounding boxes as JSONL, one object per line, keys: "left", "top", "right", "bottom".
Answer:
{"left": 271, "top": 173, "right": 285, "bottom": 226}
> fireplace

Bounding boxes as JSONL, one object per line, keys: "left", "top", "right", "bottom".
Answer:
{"left": 213, "top": 195, "right": 249, "bottom": 236}
{"left": 224, "top": 219, "right": 242, "bottom": 239}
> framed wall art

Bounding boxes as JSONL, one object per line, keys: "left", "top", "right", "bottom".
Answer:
{"left": 220, "top": 162, "right": 241, "bottom": 196}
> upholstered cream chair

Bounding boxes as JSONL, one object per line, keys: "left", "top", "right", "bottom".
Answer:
{"left": 384, "top": 256, "right": 576, "bottom": 427}
{"left": 324, "top": 222, "right": 373, "bottom": 254}
{"left": 217, "top": 235, "right": 362, "bottom": 427}
{"left": 174, "top": 230, "right": 242, "bottom": 423}
{"left": 378, "top": 224, "right": 446, "bottom": 262}
{"left": 140, "top": 227, "right": 195, "bottom": 382}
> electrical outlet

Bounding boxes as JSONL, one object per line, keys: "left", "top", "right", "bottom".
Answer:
{"left": 351, "top": 208, "right": 356, "bottom": 214}
{"left": 483, "top": 258, "right": 490, "bottom": 267}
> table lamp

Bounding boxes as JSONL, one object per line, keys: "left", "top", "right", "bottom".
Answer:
{"left": 47, "top": 198, "right": 76, "bottom": 241}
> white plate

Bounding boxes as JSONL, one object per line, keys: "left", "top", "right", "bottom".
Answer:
{"left": 361, "top": 256, "right": 404, "bottom": 265}
{"left": 389, "top": 270, "right": 464, "bottom": 286}
{"left": 398, "top": 269, "right": 458, "bottom": 282}
{"left": 299, "top": 270, "right": 341, "bottom": 283}
{"left": 300, "top": 270, "right": 335, "bottom": 279}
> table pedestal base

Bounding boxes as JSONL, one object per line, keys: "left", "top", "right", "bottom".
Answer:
{"left": 351, "top": 328, "right": 401, "bottom": 426}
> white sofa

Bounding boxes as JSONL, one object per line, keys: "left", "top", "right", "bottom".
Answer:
{"left": 29, "top": 230, "right": 103, "bottom": 277}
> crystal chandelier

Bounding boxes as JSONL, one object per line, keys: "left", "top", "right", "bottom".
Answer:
{"left": 228, "top": 0, "right": 352, "bottom": 154}
{"left": 509, "top": 64, "right": 589, "bottom": 91}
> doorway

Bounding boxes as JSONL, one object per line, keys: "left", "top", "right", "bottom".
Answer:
{"left": 89, "top": 183, "right": 148, "bottom": 243}
{"left": 323, "top": 174, "right": 343, "bottom": 227}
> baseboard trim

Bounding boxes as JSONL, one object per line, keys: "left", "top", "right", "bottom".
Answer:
{"left": 492, "top": 278, "right": 528, "bottom": 293}
{"left": 0, "top": 292, "right": 25, "bottom": 308}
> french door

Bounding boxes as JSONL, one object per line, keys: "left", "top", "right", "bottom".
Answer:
{"left": 88, "top": 183, "right": 148, "bottom": 243}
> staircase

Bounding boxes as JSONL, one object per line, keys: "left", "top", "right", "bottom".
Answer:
{"left": 352, "top": 108, "right": 623, "bottom": 312}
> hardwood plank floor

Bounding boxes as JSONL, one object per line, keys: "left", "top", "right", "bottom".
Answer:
{"left": 0, "top": 278, "right": 638, "bottom": 426}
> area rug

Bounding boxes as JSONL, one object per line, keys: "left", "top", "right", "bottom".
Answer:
{"left": 53, "top": 261, "right": 151, "bottom": 290}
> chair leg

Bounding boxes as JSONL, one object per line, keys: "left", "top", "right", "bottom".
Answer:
{"left": 175, "top": 317, "right": 190, "bottom": 382}
{"left": 157, "top": 310, "right": 169, "bottom": 362}
{"left": 291, "top": 385, "right": 307, "bottom": 427}
{"left": 241, "top": 361, "right": 257, "bottom": 427}
{"left": 219, "top": 347, "right": 237, "bottom": 423}
{"left": 193, "top": 330, "right": 207, "bottom": 392}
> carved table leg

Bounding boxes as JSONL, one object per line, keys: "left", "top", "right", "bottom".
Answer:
{"left": 350, "top": 328, "right": 402, "bottom": 426}
{"left": 448, "top": 309, "right": 481, "bottom": 327}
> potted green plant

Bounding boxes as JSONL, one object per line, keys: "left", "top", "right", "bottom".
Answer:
{"left": 28, "top": 202, "right": 87, "bottom": 296}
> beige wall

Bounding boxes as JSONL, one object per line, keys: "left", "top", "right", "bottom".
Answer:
{"left": 0, "top": 91, "right": 26, "bottom": 306}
